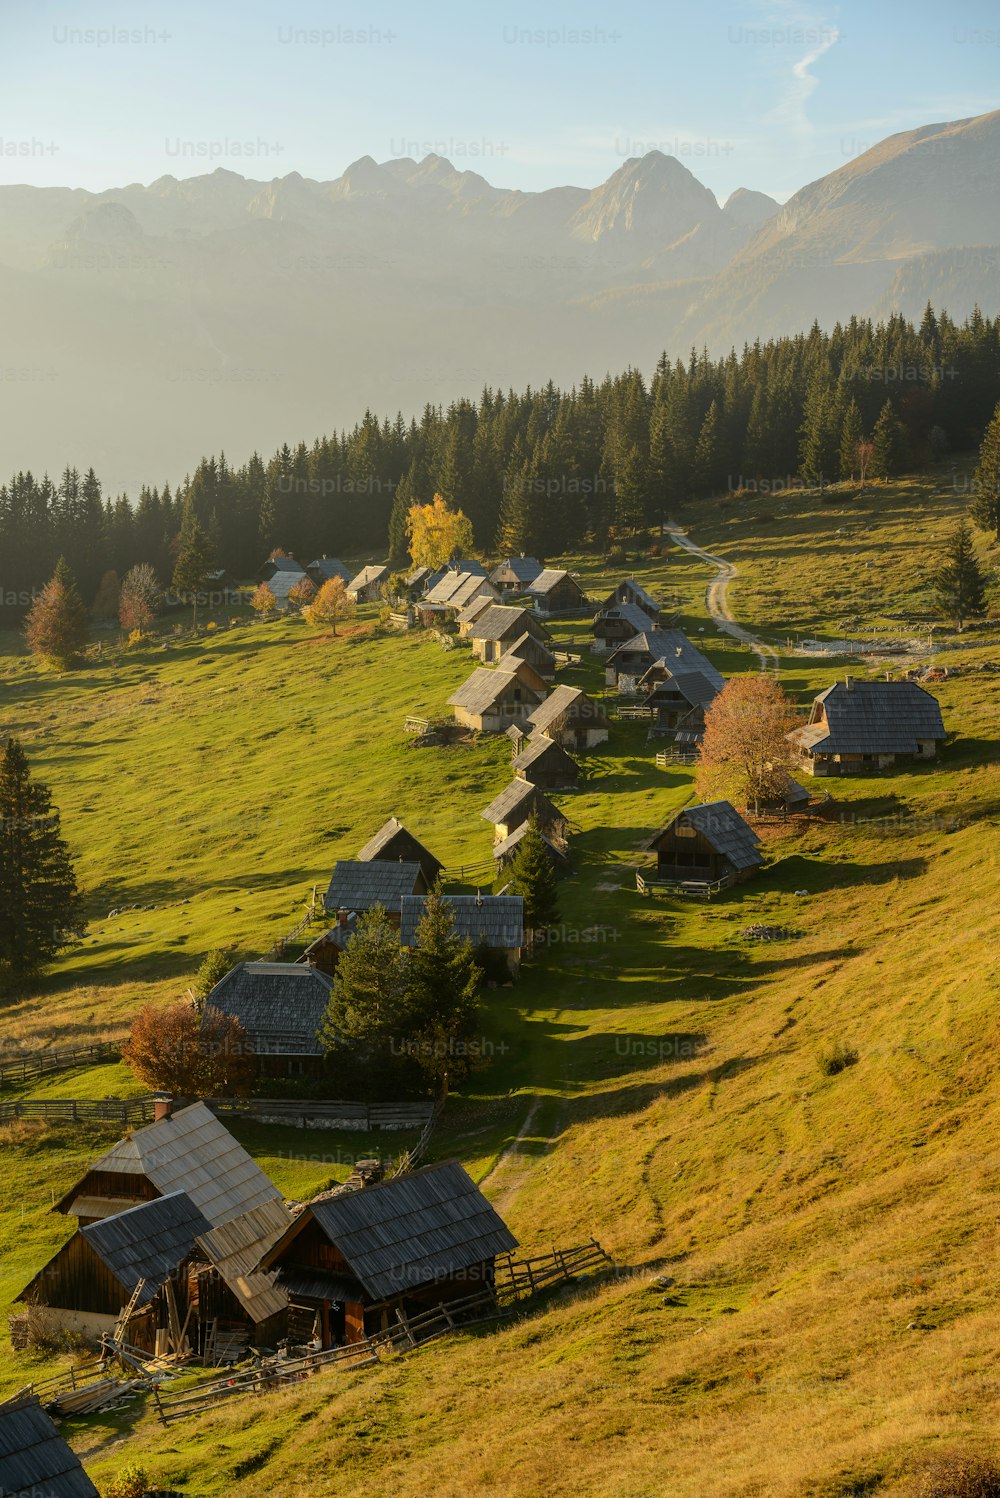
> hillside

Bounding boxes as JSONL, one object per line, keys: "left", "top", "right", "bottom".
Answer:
{"left": 2, "top": 108, "right": 999, "bottom": 491}
{"left": 1, "top": 471, "right": 999, "bottom": 1496}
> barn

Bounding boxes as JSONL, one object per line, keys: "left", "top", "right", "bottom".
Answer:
{"left": 526, "top": 684, "right": 609, "bottom": 750}
{"left": 644, "top": 801, "right": 763, "bottom": 892}
{"left": 259, "top": 1160, "right": 518, "bottom": 1347}
{"left": 0, "top": 1394, "right": 99, "bottom": 1498}
{"left": 787, "top": 677, "right": 947, "bottom": 775}
{"left": 204, "top": 961, "right": 335, "bottom": 1078}
{"left": 642, "top": 670, "right": 720, "bottom": 737}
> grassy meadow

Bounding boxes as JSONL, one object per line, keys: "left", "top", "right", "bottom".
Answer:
{"left": 0, "top": 467, "right": 998, "bottom": 1496}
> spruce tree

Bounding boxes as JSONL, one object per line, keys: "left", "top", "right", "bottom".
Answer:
{"left": 319, "top": 904, "right": 413, "bottom": 1057}
{"left": 971, "top": 400, "right": 1000, "bottom": 541}
{"left": 692, "top": 400, "right": 725, "bottom": 497}
{"left": 407, "top": 884, "right": 482, "bottom": 1092}
{"left": 24, "top": 557, "right": 89, "bottom": 667}
{"left": 0, "top": 737, "right": 80, "bottom": 984}
{"left": 172, "top": 498, "right": 215, "bottom": 626}
{"left": 933, "top": 518, "right": 988, "bottom": 630}
{"left": 838, "top": 399, "right": 864, "bottom": 482}
{"left": 500, "top": 817, "right": 559, "bottom": 948}
{"left": 870, "top": 400, "right": 909, "bottom": 479}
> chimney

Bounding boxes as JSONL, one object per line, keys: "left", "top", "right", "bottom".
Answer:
{"left": 153, "top": 1093, "right": 173, "bottom": 1123}
{"left": 476, "top": 889, "right": 484, "bottom": 908}
{"left": 338, "top": 907, "right": 350, "bottom": 929}
{"left": 845, "top": 675, "right": 855, "bottom": 691}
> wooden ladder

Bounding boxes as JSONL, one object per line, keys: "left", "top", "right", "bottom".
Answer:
{"left": 203, "top": 1317, "right": 218, "bottom": 1366}
{"left": 112, "top": 1279, "right": 146, "bottom": 1345}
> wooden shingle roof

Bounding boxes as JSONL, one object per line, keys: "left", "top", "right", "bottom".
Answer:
{"left": 512, "top": 736, "right": 579, "bottom": 778}
{"left": 270, "top": 1160, "right": 518, "bottom": 1300}
{"left": 491, "top": 556, "right": 543, "bottom": 586}
{"left": 469, "top": 604, "right": 536, "bottom": 642}
{"left": 791, "top": 679, "right": 946, "bottom": 756}
{"left": 55, "top": 1101, "right": 285, "bottom": 1227}
{"left": 194, "top": 1198, "right": 292, "bottom": 1324}
{"left": 307, "top": 557, "right": 352, "bottom": 583}
{"left": 81, "top": 1191, "right": 212, "bottom": 1304}
{"left": 447, "top": 667, "right": 542, "bottom": 715}
{"left": 648, "top": 801, "right": 762, "bottom": 869}
{"left": 324, "top": 859, "right": 424, "bottom": 912}
{"left": 399, "top": 894, "right": 524, "bottom": 949}
{"left": 207, "top": 961, "right": 334, "bottom": 1057}
{"left": 481, "top": 779, "right": 561, "bottom": 827}
{"left": 526, "top": 684, "right": 609, "bottom": 736}
{"left": 644, "top": 670, "right": 720, "bottom": 711}
{"left": 593, "top": 601, "right": 652, "bottom": 634}
{"left": 609, "top": 629, "right": 725, "bottom": 690}
{"left": 527, "top": 568, "right": 582, "bottom": 597}
{"left": 0, "top": 1395, "right": 99, "bottom": 1498}
{"left": 357, "top": 818, "right": 444, "bottom": 881}
{"left": 348, "top": 564, "right": 389, "bottom": 592}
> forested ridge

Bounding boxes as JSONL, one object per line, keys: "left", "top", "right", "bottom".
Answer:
{"left": 2, "top": 305, "right": 999, "bottom": 614}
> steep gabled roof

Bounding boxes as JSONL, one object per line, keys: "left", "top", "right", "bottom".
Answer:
{"left": 55, "top": 1102, "right": 284, "bottom": 1227}
{"left": 263, "top": 554, "right": 306, "bottom": 576}
{"left": 194, "top": 1197, "right": 292, "bottom": 1324}
{"left": 512, "top": 735, "right": 580, "bottom": 780}
{"left": 790, "top": 679, "right": 946, "bottom": 756}
{"left": 611, "top": 577, "right": 660, "bottom": 614}
{"left": 608, "top": 629, "right": 725, "bottom": 690}
{"left": 81, "top": 1191, "right": 212, "bottom": 1304}
{"left": 324, "top": 859, "right": 424, "bottom": 912}
{"left": 499, "top": 630, "right": 557, "bottom": 666}
{"left": 527, "top": 684, "right": 609, "bottom": 736}
{"left": 357, "top": 817, "right": 443, "bottom": 880}
{"left": 266, "top": 1160, "right": 518, "bottom": 1300}
{"left": 648, "top": 800, "right": 762, "bottom": 870}
{"left": 469, "top": 604, "right": 537, "bottom": 642}
{"left": 491, "top": 556, "right": 543, "bottom": 586}
{"left": 348, "top": 564, "right": 389, "bottom": 592}
{"left": 527, "top": 568, "right": 584, "bottom": 597}
{"left": 399, "top": 895, "right": 524, "bottom": 949}
{"left": 267, "top": 570, "right": 309, "bottom": 602}
{"left": 492, "top": 820, "right": 568, "bottom": 862}
{"left": 593, "top": 601, "right": 652, "bottom": 634}
{"left": 481, "top": 779, "right": 562, "bottom": 827}
{"left": 308, "top": 558, "right": 353, "bottom": 583}
{"left": 644, "top": 670, "right": 720, "bottom": 711}
{"left": 206, "top": 962, "right": 334, "bottom": 1057}
{"left": 0, "top": 1396, "right": 99, "bottom": 1498}
{"left": 447, "top": 667, "right": 542, "bottom": 715}
{"left": 455, "top": 594, "right": 496, "bottom": 628}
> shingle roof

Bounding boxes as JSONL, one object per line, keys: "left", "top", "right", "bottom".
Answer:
{"left": 265, "top": 555, "right": 306, "bottom": 576}
{"left": 207, "top": 962, "right": 334, "bottom": 1057}
{"left": 528, "top": 568, "right": 581, "bottom": 596}
{"left": 609, "top": 630, "right": 725, "bottom": 690}
{"left": 357, "top": 818, "right": 443, "bottom": 879}
{"left": 324, "top": 859, "right": 424, "bottom": 912}
{"left": 0, "top": 1395, "right": 99, "bottom": 1498}
{"left": 302, "top": 919, "right": 358, "bottom": 957}
{"left": 512, "top": 736, "right": 580, "bottom": 779}
{"left": 57, "top": 1101, "right": 285, "bottom": 1227}
{"left": 469, "top": 604, "right": 536, "bottom": 642}
{"left": 593, "top": 601, "right": 653, "bottom": 634}
{"left": 348, "top": 564, "right": 389, "bottom": 592}
{"left": 450, "top": 574, "right": 496, "bottom": 609}
{"left": 644, "top": 670, "right": 720, "bottom": 711}
{"left": 448, "top": 667, "right": 541, "bottom": 715}
{"left": 194, "top": 1198, "right": 292, "bottom": 1324}
{"left": 491, "top": 556, "right": 543, "bottom": 586}
{"left": 399, "top": 895, "right": 524, "bottom": 948}
{"left": 455, "top": 594, "right": 496, "bottom": 628}
{"left": 499, "top": 631, "right": 557, "bottom": 666}
{"left": 649, "top": 800, "right": 762, "bottom": 869}
{"left": 481, "top": 779, "right": 561, "bottom": 827}
{"left": 492, "top": 821, "right": 568, "bottom": 862}
{"left": 789, "top": 679, "right": 946, "bottom": 756}
{"left": 81, "top": 1191, "right": 212, "bottom": 1304}
{"left": 527, "top": 684, "right": 609, "bottom": 736}
{"left": 308, "top": 558, "right": 352, "bottom": 583}
{"left": 267, "top": 571, "right": 308, "bottom": 602}
{"left": 277, "top": 1160, "right": 518, "bottom": 1299}
{"left": 615, "top": 578, "right": 660, "bottom": 613}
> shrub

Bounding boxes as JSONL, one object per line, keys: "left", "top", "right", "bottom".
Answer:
{"left": 906, "top": 1451, "right": 1000, "bottom": 1497}
{"left": 817, "top": 1040, "right": 860, "bottom": 1076}
{"left": 102, "top": 1463, "right": 149, "bottom": 1498}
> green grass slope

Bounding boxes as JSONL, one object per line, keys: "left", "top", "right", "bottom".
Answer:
{"left": 1, "top": 469, "right": 998, "bottom": 1496}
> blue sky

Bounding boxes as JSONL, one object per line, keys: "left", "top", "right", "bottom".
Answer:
{"left": 2, "top": 0, "right": 997, "bottom": 202}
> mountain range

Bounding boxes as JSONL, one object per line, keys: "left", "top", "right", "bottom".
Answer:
{"left": 1, "top": 108, "right": 998, "bottom": 494}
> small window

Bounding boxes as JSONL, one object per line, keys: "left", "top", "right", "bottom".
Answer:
{"left": 674, "top": 824, "right": 697, "bottom": 838}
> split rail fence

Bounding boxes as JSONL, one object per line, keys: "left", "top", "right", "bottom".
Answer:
{"left": 0, "top": 1041, "right": 119, "bottom": 1088}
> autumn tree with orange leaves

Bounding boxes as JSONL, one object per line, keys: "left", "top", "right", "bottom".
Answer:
{"left": 406, "top": 494, "right": 475, "bottom": 571}
{"left": 304, "top": 575, "right": 355, "bottom": 636}
{"left": 122, "top": 1001, "right": 257, "bottom": 1096}
{"left": 695, "top": 675, "right": 799, "bottom": 814}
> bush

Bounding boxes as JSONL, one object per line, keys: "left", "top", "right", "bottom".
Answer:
{"left": 906, "top": 1451, "right": 1000, "bottom": 1497}
{"left": 817, "top": 1040, "right": 860, "bottom": 1076}
{"left": 102, "top": 1463, "right": 149, "bottom": 1498}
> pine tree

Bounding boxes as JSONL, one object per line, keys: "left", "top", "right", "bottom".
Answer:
{"left": 0, "top": 736, "right": 80, "bottom": 983}
{"left": 798, "top": 372, "right": 838, "bottom": 486}
{"left": 971, "top": 400, "right": 1000, "bottom": 541}
{"left": 172, "top": 498, "right": 215, "bottom": 626}
{"left": 319, "top": 904, "right": 413, "bottom": 1057}
{"left": 870, "top": 400, "right": 909, "bottom": 479}
{"left": 24, "top": 557, "right": 90, "bottom": 667}
{"left": 407, "top": 884, "right": 482, "bottom": 1092}
{"left": 838, "top": 399, "right": 864, "bottom": 482}
{"left": 692, "top": 400, "right": 725, "bottom": 497}
{"left": 933, "top": 518, "right": 988, "bottom": 630}
{"left": 500, "top": 818, "right": 559, "bottom": 948}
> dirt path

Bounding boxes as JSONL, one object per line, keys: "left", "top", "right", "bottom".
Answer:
{"left": 666, "top": 525, "right": 780, "bottom": 674}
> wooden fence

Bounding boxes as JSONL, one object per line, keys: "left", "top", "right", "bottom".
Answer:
{"left": 0, "top": 1096, "right": 156, "bottom": 1126}
{"left": 0, "top": 1041, "right": 119, "bottom": 1089}
{"left": 388, "top": 1096, "right": 445, "bottom": 1176}
{"left": 204, "top": 1098, "right": 436, "bottom": 1131}
{"left": 494, "top": 1239, "right": 613, "bottom": 1302}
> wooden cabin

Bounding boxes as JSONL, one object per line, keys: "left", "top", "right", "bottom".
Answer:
{"left": 492, "top": 819, "right": 569, "bottom": 872}
{"left": 298, "top": 910, "right": 358, "bottom": 976}
{"left": 424, "top": 569, "right": 497, "bottom": 614}
{"left": 481, "top": 780, "right": 566, "bottom": 846}
{"left": 498, "top": 629, "right": 557, "bottom": 681}
{"left": 323, "top": 859, "right": 427, "bottom": 922}
{"left": 641, "top": 669, "right": 720, "bottom": 737}
{"left": 258, "top": 553, "right": 306, "bottom": 585}
{"left": 490, "top": 556, "right": 543, "bottom": 594}
{"left": 526, "top": 568, "right": 589, "bottom": 616}
{"left": 513, "top": 736, "right": 580, "bottom": 789}
{"left": 592, "top": 601, "right": 653, "bottom": 653}
{"left": 605, "top": 629, "right": 725, "bottom": 692}
{"left": 469, "top": 605, "right": 550, "bottom": 663}
{"left": 400, "top": 894, "right": 525, "bottom": 976}
{"left": 204, "top": 962, "right": 335, "bottom": 1078}
{"left": 526, "top": 684, "right": 609, "bottom": 750}
{"left": 260, "top": 1160, "right": 518, "bottom": 1347}
{"left": 347, "top": 564, "right": 389, "bottom": 603}
{"left": 787, "top": 677, "right": 947, "bottom": 776}
{"left": 448, "top": 667, "right": 545, "bottom": 735}
{"left": 306, "top": 557, "right": 353, "bottom": 587}
{"left": 494, "top": 651, "right": 549, "bottom": 697}
{"left": 603, "top": 578, "right": 661, "bottom": 620}
{"left": 357, "top": 817, "right": 444, "bottom": 886}
{"left": 0, "top": 1395, "right": 100, "bottom": 1497}
{"left": 644, "top": 801, "right": 762, "bottom": 892}
{"left": 455, "top": 593, "right": 497, "bottom": 636}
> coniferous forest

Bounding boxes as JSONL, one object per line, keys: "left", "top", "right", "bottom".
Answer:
{"left": 2, "top": 305, "right": 999, "bottom": 616}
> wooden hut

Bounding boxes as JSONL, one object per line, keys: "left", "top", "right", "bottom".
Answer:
{"left": 258, "top": 553, "right": 306, "bottom": 584}
{"left": 603, "top": 578, "right": 661, "bottom": 619}
{"left": 260, "top": 1160, "right": 518, "bottom": 1346}
{"left": 357, "top": 817, "right": 444, "bottom": 886}
{"left": 481, "top": 780, "right": 566, "bottom": 846}
{"left": 448, "top": 667, "right": 545, "bottom": 734}
{"left": 455, "top": 593, "right": 497, "bottom": 636}
{"left": 0, "top": 1394, "right": 99, "bottom": 1497}
{"left": 469, "top": 605, "right": 550, "bottom": 663}
{"left": 641, "top": 670, "right": 720, "bottom": 737}
{"left": 525, "top": 568, "right": 589, "bottom": 616}
{"left": 605, "top": 629, "right": 725, "bottom": 692}
{"left": 592, "top": 601, "right": 654, "bottom": 653}
{"left": 513, "top": 736, "right": 580, "bottom": 789}
{"left": 306, "top": 557, "right": 353, "bottom": 587}
{"left": 497, "top": 630, "right": 557, "bottom": 681}
{"left": 298, "top": 911, "right": 358, "bottom": 976}
{"left": 787, "top": 677, "right": 946, "bottom": 776}
{"left": 347, "top": 564, "right": 389, "bottom": 603}
{"left": 643, "top": 801, "right": 762, "bottom": 892}
{"left": 490, "top": 556, "right": 543, "bottom": 594}
{"left": 323, "top": 860, "right": 427, "bottom": 920}
{"left": 526, "top": 684, "right": 609, "bottom": 750}
{"left": 204, "top": 962, "right": 335, "bottom": 1079}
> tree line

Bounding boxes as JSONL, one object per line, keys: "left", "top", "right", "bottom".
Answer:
{"left": 3, "top": 303, "right": 1000, "bottom": 619}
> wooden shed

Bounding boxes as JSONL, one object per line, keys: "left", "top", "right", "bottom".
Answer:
{"left": 490, "top": 556, "right": 543, "bottom": 594}
{"left": 469, "top": 605, "right": 550, "bottom": 663}
{"left": 481, "top": 780, "right": 566, "bottom": 846}
{"left": 526, "top": 568, "right": 589, "bottom": 616}
{"left": 260, "top": 1160, "right": 518, "bottom": 1347}
{"left": 400, "top": 894, "right": 525, "bottom": 976}
{"left": 347, "top": 564, "right": 389, "bottom": 603}
{"left": 306, "top": 557, "right": 353, "bottom": 587}
{"left": 323, "top": 859, "right": 427, "bottom": 920}
{"left": 513, "top": 735, "right": 580, "bottom": 789}
{"left": 204, "top": 961, "right": 335, "bottom": 1078}
{"left": 497, "top": 629, "right": 557, "bottom": 681}
{"left": 641, "top": 669, "right": 720, "bottom": 737}
{"left": 357, "top": 817, "right": 444, "bottom": 886}
{"left": 0, "top": 1394, "right": 99, "bottom": 1497}
{"left": 526, "top": 684, "right": 609, "bottom": 750}
{"left": 644, "top": 801, "right": 762, "bottom": 892}
{"left": 787, "top": 677, "right": 947, "bottom": 776}
{"left": 603, "top": 578, "right": 661, "bottom": 619}
{"left": 447, "top": 667, "right": 545, "bottom": 734}
{"left": 592, "top": 601, "right": 654, "bottom": 653}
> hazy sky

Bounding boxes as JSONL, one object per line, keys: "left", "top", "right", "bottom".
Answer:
{"left": 2, "top": 0, "right": 997, "bottom": 202}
